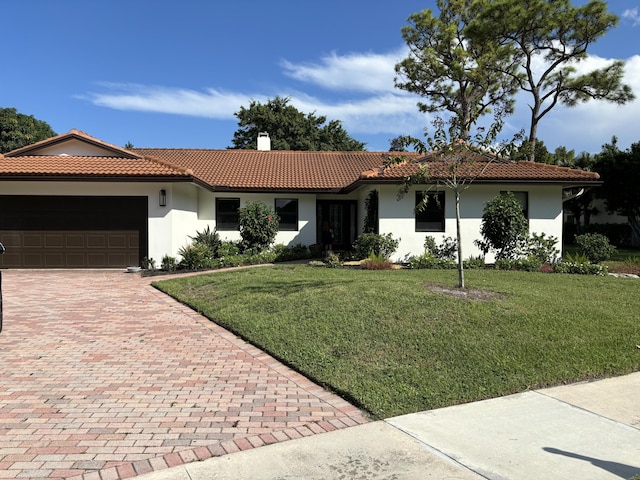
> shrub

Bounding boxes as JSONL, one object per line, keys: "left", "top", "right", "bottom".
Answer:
{"left": 479, "top": 192, "right": 528, "bottom": 260}
{"left": 178, "top": 243, "right": 215, "bottom": 270}
{"left": 553, "top": 261, "right": 608, "bottom": 276}
{"left": 141, "top": 257, "right": 156, "bottom": 270}
{"left": 272, "top": 243, "right": 311, "bottom": 262}
{"left": 424, "top": 235, "right": 457, "bottom": 260}
{"left": 463, "top": 256, "right": 485, "bottom": 269}
{"left": 217, "top": 241, "right": 241, "bottom": 257}
{"left": 361, "top": 251, "right": 394, "bottom": 270}
{"left": 494, "top": 257, "right": 542, "bottom": 272}
{"left": 353, "top": 233, "right": 399, "bottom": 260}
{"left": 160, "top": 255, "right": 177, "bottom": 272}
{"left": 189, "top": 225, "right": 221, "bottom": 257}
{"left": 238, "top": 201, "right": 279, "bottom": 252}
{"left": 575, "top": 233, "right": 616, "bottom": 264}
{"left": 325, "top": 252, "right": 343, "bottom": 268}
{"left": 522, "top": 232, "right": 559, "bottom": 264}
{"left": 408, "top": 252, "right": 456, "bottom": 269}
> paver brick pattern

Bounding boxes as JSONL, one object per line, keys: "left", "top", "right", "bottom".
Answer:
{"left": 0, "top": 270, "right": 368, "bottom": 479}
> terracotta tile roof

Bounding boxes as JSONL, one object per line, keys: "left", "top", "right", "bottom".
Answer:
{"left": 5, "top": 129, "right": 140, "bottom": 158}
{"left": 360, "top": 150, "right": 600, "bottom": 184}
{"left": 132, "top": 149, "right": 421, "bottom": 191}
{"left": 0, "top": 155, "right": 192, "bottom": 179}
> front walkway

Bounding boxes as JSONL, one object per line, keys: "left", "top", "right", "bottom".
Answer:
{"left": 0, "top": 270, "right": 367, "bottom": 479}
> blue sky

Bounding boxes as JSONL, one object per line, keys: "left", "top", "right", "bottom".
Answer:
{"left": 2, "top": 0, "right": 639, "bottom": 153}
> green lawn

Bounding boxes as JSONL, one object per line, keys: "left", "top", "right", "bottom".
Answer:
{"left": 153, "top": 266, "right": 640, "bottom": 419}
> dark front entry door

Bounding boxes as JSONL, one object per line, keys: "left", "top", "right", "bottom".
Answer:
{"left": 316, "top": 200, "right": 357, "bottom": 251}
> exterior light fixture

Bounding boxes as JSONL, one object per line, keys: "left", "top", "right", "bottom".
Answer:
{"left": 159, "top": 189, "right": 167, "bottom": 207}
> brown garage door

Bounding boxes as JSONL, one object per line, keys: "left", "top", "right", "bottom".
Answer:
{"left": 0, "top": 195, "right": 147, "bottom": 269}
{"left": 0, "top": 230, "right": 139, "bottom": 268}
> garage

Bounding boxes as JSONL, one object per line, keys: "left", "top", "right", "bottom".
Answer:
{"left": 0, "top": 195, "right": 148, "bottom": 268}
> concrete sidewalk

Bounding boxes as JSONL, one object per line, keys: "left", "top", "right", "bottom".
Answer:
{"left": 138, "top": 372, "right": 640, "bottom": 480}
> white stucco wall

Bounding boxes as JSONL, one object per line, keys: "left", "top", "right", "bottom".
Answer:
{"left": 207, "top": 193, "right": 318, "bottom": 247}
{"left": 376, "top": 183, "right": 564, "bottom": 263}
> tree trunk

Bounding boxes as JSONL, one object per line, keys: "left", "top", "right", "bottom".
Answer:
{"left": 455, "top": 189, "right": 464, "bottom": 288}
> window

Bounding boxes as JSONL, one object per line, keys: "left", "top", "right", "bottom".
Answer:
{"left": 216, "top": 198, "right": 240, "bottom": 230}
{"left": 415, "top": 191, "right": 445, "bottom": 232}
{"left": 501, "top": 191, "right": 529, "bottom": 219}
{"left": 275, "top": 198, "right": 298, "bottom": 231}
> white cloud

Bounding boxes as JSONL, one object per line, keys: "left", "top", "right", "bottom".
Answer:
{"left": 82, "top": 48, "right": 638, "bottom": 153}
{"left": 81, "top": 83, "right": 257, "bottom": 119}
{"left": 622, "top": 7, "right": 640, "bottom": 26}
{"left": 281, "top": 48, "right": 406, "bottom": 93}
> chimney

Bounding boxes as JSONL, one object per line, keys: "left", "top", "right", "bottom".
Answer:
{"left": 257, "top": 132, "right": 271, "bottom": 151}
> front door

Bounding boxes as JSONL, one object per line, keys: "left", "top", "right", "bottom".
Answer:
{"left": 316, "top": 200, "right": 357, "bottom": 251}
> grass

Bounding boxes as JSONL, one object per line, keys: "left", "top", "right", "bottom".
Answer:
{"left": 153, "top": 266, "right": 640, "bottom": 419}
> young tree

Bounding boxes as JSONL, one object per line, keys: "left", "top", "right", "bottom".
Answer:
{"left": 468, "top": 0, "right": 635, "bottom": 162}
{"left": 230, "top": 96, "right": 365, "bottom": 151}
{"left": 394, "top": 115, "right": 520, "bottom": 288}
{"left": 594, "top": 138, "right": 640, "bottom": 244}
{"left": 0, "top": 107, "right": 56, "bottom": 153}
{"left": 395, "top": 0, "right": 521, "bottom": 141}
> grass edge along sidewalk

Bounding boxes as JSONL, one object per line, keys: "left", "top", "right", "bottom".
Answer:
{"left": 153, "top": 266, "right": 640, "bottom": 419}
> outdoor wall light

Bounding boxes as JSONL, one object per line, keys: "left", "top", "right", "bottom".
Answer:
{"left": 159, "top": 189, "right": 167, "bottom": 207}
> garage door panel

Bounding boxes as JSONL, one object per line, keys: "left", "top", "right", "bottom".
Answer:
{"left": 0, "top": 230, "right": 140, "bottom": 268}
{"left": 87, "top": 235, "right": 107, "bottom": 248}
{"left": 66, "top": 235, "right": 85, "bottom": 248}
{"left": 44, "top": 234, "right": 64, "bottom": 247}
{"left": 23, "top": 234, "right": 44, "bottom": 248}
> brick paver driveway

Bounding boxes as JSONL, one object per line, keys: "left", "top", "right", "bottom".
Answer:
{"left": 0, "top": 270, "right": 367, "bottom": 479}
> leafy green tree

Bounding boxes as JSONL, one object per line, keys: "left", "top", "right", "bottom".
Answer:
{"left": 468, "top": 0, "right": 635, "bottom": 162}
{"left": 230, "top": 96, "right": 365, "bottom": 151}
{"left": 594, "top": 138, "right": 640, "bottom": 244}
{"left": 0, "top": 107, "right": 56, "bottom": 153}
{"left": 478, "top": 192, "right": 529, "bottom": 260}
{"left": 395, "top": 0, "right": 520, "bottom": 141}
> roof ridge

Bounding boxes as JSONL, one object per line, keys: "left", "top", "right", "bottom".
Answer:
{"left": 142, "top": 154, "right": 194, "bottom": 176}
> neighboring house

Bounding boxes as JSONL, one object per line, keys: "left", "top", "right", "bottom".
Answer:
{"left": 0, "top": 129, "right": 600, "bottom": 268}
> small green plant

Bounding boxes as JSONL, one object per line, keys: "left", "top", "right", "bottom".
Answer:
{"left": 361, "top": 251, "right": 394, "bottom": 270}
{"left": 189, "top": 225, "right": 221, "bottom": 257}
{"left": 272, "top": 243, "right": 311, "bottom": 262}
{"left": 325, "top": 252, "right": 343, "bottom": 268}
{"left": 408, "top": 252, "right": 456, "bottom": 269}
{"left": 217, "top": 241, "right": 241, "bottom": 257}
{"left": 553, "top": 260, "right": 607, "bottom": 276}
{"left": 238, "top": 201, "right": 279, "bottom": 252}
{"left": 160, "top": 255, "right": 177, "bottom": 272}
{"left": 353, "top": 233, "right": 399, "bottom": 260}
{"left": 463, "top": 255, "right": 485, "bottom": 269}
{"left": 423, "top": 235, "right": 457, "bottom": 260}
{"left": 523, "top": 232, "right": 559, "bottom": 264}
{"left": 575, "top": 233, "right": 616, "bottom": 264}
{"left": 178, "top": 243, "right": 214, "bottom": 270}
{"left": 141, "top": 257, "right": 156, "bottom": 270}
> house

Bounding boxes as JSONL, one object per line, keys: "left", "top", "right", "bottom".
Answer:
{"left": 0, "top": 129, "right": 600, "bottom": 268}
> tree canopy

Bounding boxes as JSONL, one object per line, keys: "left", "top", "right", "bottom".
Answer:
{"left": 468, "top": 0, "right": 634, "bottom": 162}
{"left": 594, "top": 138, "right": 640, "bottom": 242}
{"left": 230, "top": 97, "right": 365, "bottom": 151}
{"left": 395, "top": 0, "right": 520, "bottom": 141}
{"left": 0, "top": 107, "right": 56, "bottom": 153}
